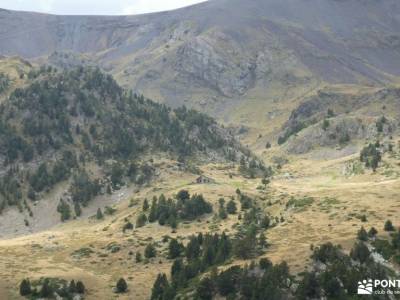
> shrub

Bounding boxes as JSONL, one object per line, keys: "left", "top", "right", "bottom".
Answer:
{"left": 384, "top": 220, "right": 395, "bottom": 232}
{"left": 116, "top": 278, "right": 127, "bottom": 293}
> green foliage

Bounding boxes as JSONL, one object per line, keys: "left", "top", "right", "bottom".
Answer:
{"left": 350, "top": 242, "right": 370, "bottom": 263}
{"left": 322, "top": 119, "right": 330, "bottom": 131}
{"left": 376, "top": 116, "right": 387, "bottom": 133}
{"left": 19, "top": 277, "right": 86, "bottom": 299}
{"left": 57, "top": 199, "right": 71, "bottom": 222}
{"left": 384, "top": 219, "right": 395, "bottom": 231}
{"left": 145, "top": 243, "right": 157, "bottom": 258}
{"left": 146, "top": 191, "right": 212, "bottom": 228}
{"left": 19, "top": 279, "right": 31, "bottom": 296}
{"left": 150, "top": 274, "right": 170, "bottom": 300}
{"left": 368, "top": 226, "right": 378, "bottom": 237}
{"left": 96, "top": 208, "right": 103, "bottom": 220}
{"left": 136, "top": 213, "right": 148, "bottom": 228}
{"left": 122, "top": 221, "right": 133, "bottom": 232}
{"left": 0, "top": 67, "right": 250, "bottom": 212}
{"left": 104, "top": 206, "right": 116, "bottom": 215}
{"left": 307, "top": 241, "right": 388, "bottom": 298}
{"left": 76, "top": 281, "right": 85, "bottom": 294}
{"left": 226, "top": 199, "right": 237, "bottom": 214}
{"left": 360, "top": 143, "right": 382, "bottom": 171}
{"left": 70, "top": 170, "right": 100, "bottom": 206}
{"left": 151, "top": 232, "right": 234, "bottom": 298}
{"left": 116, "top": 278, "right": 128, "bottom": 293}
{"left": 357, "top": 226, "right": 368, "bottom": 241}
{"left": 238, "top": 155, "right": 272, "bottom": 178}
{"left": 29, "top": 163, "right": 51, "bottom": 192}
{"left": 74, "top": 202, "right": 82, "bottom": 217}
{"left": 142, "top": 198, "right": 149, "bottom": 211}
{"left": 168, "top": 238, "right": 184, "bottom": 259}
{"left": 286, "top": 196, "right": 314, "bottom": 209}
{"left": 278, "top": 121, "right": 307, "bottom": 145}
{"left": 196, "top": 277, "right": 214, "bottom": 300}
{"left": 373, "top": 239, "right": 396, "bottom": 260}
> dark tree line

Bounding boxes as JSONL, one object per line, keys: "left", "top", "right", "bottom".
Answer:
{"left": 19, "top": 277, "right": 85, "bottom": 298}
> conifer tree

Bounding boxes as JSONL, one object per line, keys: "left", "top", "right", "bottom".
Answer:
{"left": 96, "top": 208, "right": 103, "bottom": 220}
{"left": 151, "top": 274, "right": 169, "bottom": 300}
{"left": 19, "top": 279, "right": 31, "bottom": 296}
{"left": 116, "top": 278, "right": 128, "bottom": 293}
{"left": 226, "top": 199, "right": 237, "bottom": 214}
{"left": 145, "top": 243, "right": 157, "bottom": 258}
{"left": 168, "top": 239, "right": 183, "bottom": 259}
{"left": 142, "top": 198, "right": 149, "bottom": 211}
{"left": 76, "top": 281, "right": 85, "bottom": 294}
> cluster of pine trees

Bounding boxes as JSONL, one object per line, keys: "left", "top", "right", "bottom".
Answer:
{"left": 297, "top": 224, "right": 395, "bottom": 299}
{"left": 19, "top": 277, "right": 85, "bottom": 299}
{"left": 150, "top": 189, "right": 272, "bottom": 299}
{"left": 138, "top": 191, "right": 213, "bottom": 229}
{"left": 151, "top": 232, "right": 234, "bottom": 300}
{"left": 360, "top": 142, "right": 382, "bottom": 171}
{"left": 0, "top": 66, "right": 247, "bottom": 213}
{"left": 196, "top": 259, "right": 291, "bottom": 300}
{"left": 238, "top": 155, "right": 272, "bottom": 178}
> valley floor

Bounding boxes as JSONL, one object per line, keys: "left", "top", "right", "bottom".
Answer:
{"left": 0, "top": 152, "right": 400, "bottom": 299}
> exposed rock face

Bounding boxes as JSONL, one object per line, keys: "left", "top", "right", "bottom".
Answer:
{"left": 285, "top": 116, "right": 397, "bottom": 154}
{"left": 176, "top": 33, "right": 255, "bottom": 97}
{"left": 1, "top": 0, "right": 400, "bottom": 116}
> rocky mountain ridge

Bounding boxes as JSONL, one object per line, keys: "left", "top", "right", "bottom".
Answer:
{"left": 1, "top": 0, "right": 400, "bottom": 119}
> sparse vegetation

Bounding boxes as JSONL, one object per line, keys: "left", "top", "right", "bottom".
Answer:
{"left": 360, "top": 143, "right": 382, "bottom": 171}
{"left": 19, "top": 277, "right": 85, "bottom": 299}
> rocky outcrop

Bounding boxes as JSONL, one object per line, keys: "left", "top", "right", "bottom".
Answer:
{"left": 175, "top": 32, "right": 255, "bottom": 97}
{"left": 285, "top": 116, "right": 397, "bottom": 154}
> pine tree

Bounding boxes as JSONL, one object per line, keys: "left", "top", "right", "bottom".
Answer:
{"left": 368, "top": 227, "right": 378, "bottom": 238}
{"left": 19, "top": 279, "right": 31, "bottom": 296}
{"left": 148, "top": 198, "right": 158, "bottom": 223}
{"left": 260, "top": 215, "right": 270, "bottom": 229}
{"left": 116, "top": 278, "right": 128, "bottom": 293}
{"left": 186, "top": 236, "right": 200, "bottom": 261}
{"left": 76, "top": 281, "right": 85, "bottom": 294}
{"left": 259, "top": 232, "right": 267, "bottom": 248}
{"left": 40, "top": 278, "right": 53, "bottom": 298}
{"left": 168, "top": 239, "right": 183, "bottom": 259}
{"left": 384, "top": 220, "right": 395, "bottom": 231}
{"left": 350, "top": 242, "right": 370, "bottom": 263}
{"left": 106, "top": 184, "right": 112, "bottom": 194}
{"left": 145, "top": 243, "right": 157, "bottom": 258}
{"left": 74, "top": 202, "right": 82, "bottom": 217}
{"left": 357, "top": 227, "right": 368, "bottom": 241}
{"left": 219, "top": 206, "right": 228, "bottom": 220}
{"left": 142, "top": 198, "right": 149, "bottom": 211}
{"left": 96, "top": 208, "right": 103, "bottom": 220}
{"left": 196, "top": 277, "right": 214, "bottom": 300}
{"left": 57, "top": 199, "right": 71, "bottom": 222}
{"left": 68, "top": 280, "right": 76, "bottom": 294}
{"left": 151, "top": 274, "right": 169, "bottom": 300}
{"left": 136, "top": 213, "right": 148, "bottom": 228}
{"left": 226, "top": 199, "right": 237, "bottom": 214}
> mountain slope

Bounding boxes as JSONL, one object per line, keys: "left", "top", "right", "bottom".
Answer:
{"left": 1, "top": 0, "right": 400, "bottom": 121}
{"left": 0, "top": 63, "right": 266, "bottom": 238}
